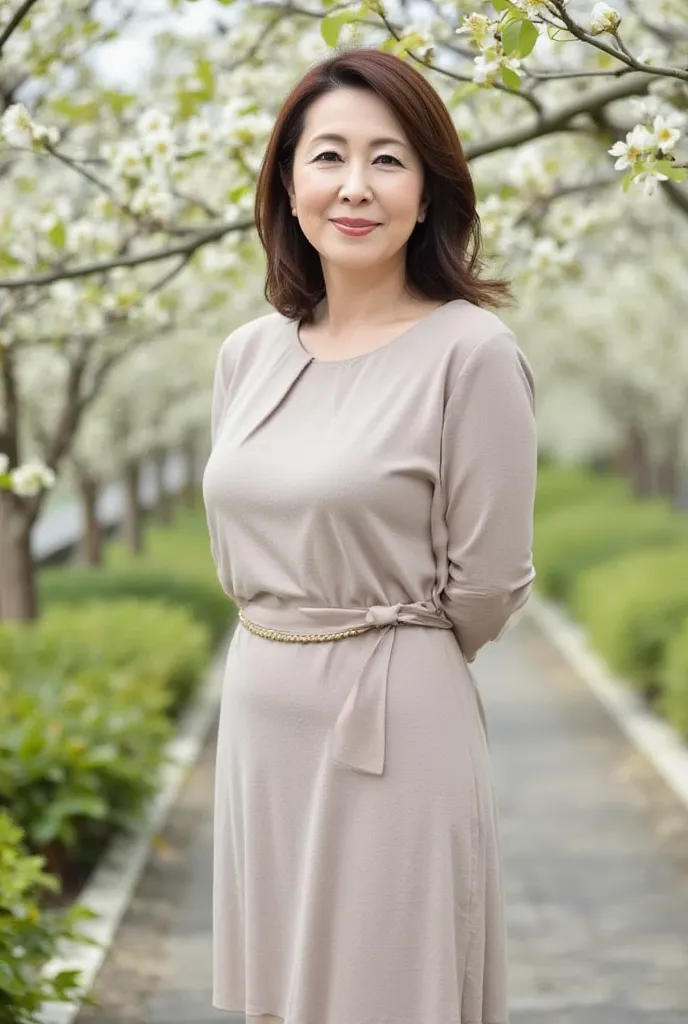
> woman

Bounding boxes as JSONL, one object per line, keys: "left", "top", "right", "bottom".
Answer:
{"left": 202, "top": 46, "right": 537, "bottom": 1024}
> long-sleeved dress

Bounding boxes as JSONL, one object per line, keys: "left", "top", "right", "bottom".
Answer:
{"left": 201, "top": 297, "right": 537, "bottom": 1024}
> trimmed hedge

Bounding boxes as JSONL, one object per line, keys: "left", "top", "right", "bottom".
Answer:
{"left": 533, "top": 465, "right": 688, "bottom": 731}
{"left": 0, "top": 600, "right": 209, "bottom": 860}
{"left": 39, "top": 505, "right": 234, "bottom": 647}
{"left": 569, "top": 542, "right": 688, "bottom": 699}
{"left": 0, "top": 497, "right": 229, "bottom": 1020}
{"left": 534, "top": 463, "right": 629, "bottom": 518}
{"left": 662, "top": 616, "right": 688, "bottom": 737}
{"left": 533, "top": 498, "right": 688, "bottom": 601}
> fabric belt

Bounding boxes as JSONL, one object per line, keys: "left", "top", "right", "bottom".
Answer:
{"left": 237, "top": 600, "right": 454, "bottom": 777}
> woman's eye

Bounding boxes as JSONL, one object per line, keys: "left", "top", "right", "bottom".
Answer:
{"left": 313, "top": 151, "right": 402, "bottom": 166}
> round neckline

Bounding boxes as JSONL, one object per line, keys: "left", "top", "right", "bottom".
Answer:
{"left": 289, "top": 299, "right": 461, "bottom": 367}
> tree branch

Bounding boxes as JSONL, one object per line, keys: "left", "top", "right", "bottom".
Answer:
{"left": 0, "top": 0, "right": 41, "bottom": 56}
{"left": 552, "top": 0, "right": 688, "bottom": 84}
{"left": 465, "top": 72, "right": 650, "bottom": 160}
{"left": 0, "top": 218, "right": 254, "bottom": 289}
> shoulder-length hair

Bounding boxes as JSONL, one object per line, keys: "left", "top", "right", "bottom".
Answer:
{"left": 254, "top": 47, "right": 511, "bottom": 324}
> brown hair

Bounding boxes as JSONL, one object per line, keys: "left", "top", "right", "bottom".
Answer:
{"left": 254, "top": 47, "right": 511, "bottom": 324}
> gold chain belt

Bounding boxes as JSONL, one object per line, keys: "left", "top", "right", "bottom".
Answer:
{"left": 237, "top": 607, "right": 373, "bottom": 644}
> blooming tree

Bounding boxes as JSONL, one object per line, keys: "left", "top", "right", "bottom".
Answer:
{"left": 0, "top": 0, "right": 686, "bottom": 619}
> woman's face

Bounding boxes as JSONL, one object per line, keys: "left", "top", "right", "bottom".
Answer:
{"left": 287, "top": 87, "right": 427, "bottom": 273}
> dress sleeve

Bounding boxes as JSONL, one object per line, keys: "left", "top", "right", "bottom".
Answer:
{"left": 210, "top": 336, "right": 233, "bottom": 447}
{"left": 438, "top": 330, "right": 537, "bottom": 663}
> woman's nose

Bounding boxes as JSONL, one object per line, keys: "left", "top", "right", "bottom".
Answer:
{"left": 338, "top": 162, "right": 372, "bottom": 202}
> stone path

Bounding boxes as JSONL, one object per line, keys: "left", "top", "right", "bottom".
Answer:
{"left": 75, "top": 616, "right": 688, "bottom": 1024}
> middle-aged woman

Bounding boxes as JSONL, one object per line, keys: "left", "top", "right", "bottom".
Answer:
{"left": 203, "top": 45, "right": 537, "bottom": 1024}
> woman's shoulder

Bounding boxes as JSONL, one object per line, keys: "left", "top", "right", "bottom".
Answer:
{"left": 216, "top": 309, "right": 286, "bottom": 359}
{"left": 213, "top": 308, "right": 289, "bottom": 379}
{"left": 438, "top": 299, "right": 532, "bottom": 398}
{"left": 440, "top": 299, "right": 515, "bottom": 356}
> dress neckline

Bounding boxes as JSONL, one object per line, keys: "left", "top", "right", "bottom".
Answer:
{"left": 289, "top": 299, "right": 463, "bottom": 367}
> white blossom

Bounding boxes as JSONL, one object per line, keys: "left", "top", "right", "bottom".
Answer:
{"left": 608, "top": 124, "right": 655, "bottom": 170}
{"left": 110, "top": 140, "right": 147, "bottom": 180}
{"left": 456, "top": 13, "right": 492, "bottom": 46}
{"left": 512, "top": 0, "right": 553, "bottom": 18}
{"left": 136, "top": 109, "right": 172, "bottom": 138}
{"left": 589, "top": 3, "right": 621, "bottom": 35}
{"left": 9, "top": 461, "right": 56, "bottom": 497}
{"left": 143, "top": 128, "right": 178, "bottom": 166}
{"left": 130, "top": 176, "right": 175, "bottom": 220}
{"left": 651, "top": 113, "right": 682, "bottom": 153}
{"left": 635, "top": 168, "right": 669, "bottom": 195}
{"left": 473, "top": 52, "right": 520, "bottom": 84}
{"left": 1, "top": 104, "right": 34, "bottom": 148}
{"left": 186, "top": 116, "right": 214, "bottom": 152}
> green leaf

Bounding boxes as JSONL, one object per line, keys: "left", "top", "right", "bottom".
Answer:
{"left": 501, "top": 17, "right": 538, "bottom": 57}
{"left": 501, "top": 66, "right": 521, "bottom": 89}
{"left": 450, "top": 82, "right": 481, "bottom": 105}
{"left": 516, "top": 18, "right": 538, "bottom": 56}
{"left": 621, "top": 171, "right": 633, "bottom": 192}
{"left": 655, "top": 160, "right": 687, "bottom": 183}
{"left": 492, "top": 0, "right": 511, "bottom": 10}
{"left": 321, "top": 14, "right": 344, "bottom": 47}
{"left": 47, "top": 221, "right": 66, "bottom": 250}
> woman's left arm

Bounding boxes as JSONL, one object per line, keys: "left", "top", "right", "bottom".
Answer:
{"left": 438, "top": 329, "right": 538, "bottom": 663}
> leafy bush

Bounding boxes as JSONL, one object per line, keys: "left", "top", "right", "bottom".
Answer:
{"left": 661, "top": 615, "right": 688, "bottom": 737}
{"left": 0, "top": 600, "right": 209, "bottom": 857}
{"left": 39, "top": 506, "right": 234, "bottom": 647}
{"left": 0, "top": 811, "right": 95, "bottom": 1024}
{"left": 533, "top": 498, "right": 688, "bottom": 600}
{"left": 570, "top": 545, "right": 688, "bottom": 699}
{"left": 40, "top": 568, "right": 230, "bottom": 647}
{"left": 534, "top": 464, "right": 629, "bottom": 518}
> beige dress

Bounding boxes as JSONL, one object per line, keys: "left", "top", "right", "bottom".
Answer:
{"left": 201, "top": 298, "right": 537, "bottom": 1024}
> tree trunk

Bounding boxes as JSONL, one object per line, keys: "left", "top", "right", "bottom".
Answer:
{"left": 121, "top": 460, "right": 144, "bottom": 555}
{"left": 182, "top": 435, "right": 199, "bottom": 508}
{"left": 152, "top": 448, "right": 173, "bottom": 524}
{"left": 0, "top": 491, "right": 38, "bottom": 622}
{"left": 623, "top": 423, "right": 653, "bottom": 498}
{"left": 77, "top": 474, "right": 103, "bottom": 566}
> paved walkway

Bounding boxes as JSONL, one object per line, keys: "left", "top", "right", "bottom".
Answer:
{"left": 75, "top": 617, "right": 688, "bottom": 1024}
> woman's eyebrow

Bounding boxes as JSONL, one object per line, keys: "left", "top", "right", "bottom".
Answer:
{"left": 308, "top": 132, "right": 409, "bottom": 149}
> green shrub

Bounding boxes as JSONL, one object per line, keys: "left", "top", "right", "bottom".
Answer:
{"left": 534, "top": 498, "right": 688, "bottom": 601}
{"left": 40, "top": 569, "right": 231, "bottom": 647}
{"left": 534, "top": 464, "right": 628, "bottom": 518}
{"left": 661, "top": 615, "right": 688, "bottom": 737}
{"left": 0, "top": 810, "right": 95, "bottom": 1024}
{"left": 39, "top": 503, "right": 236, "bottom": 648}
{"left": 0, "top": 600, "right": 208, "bottom": 856}
{"left": 570, "top": 545, "right": 688, "bottom": 699}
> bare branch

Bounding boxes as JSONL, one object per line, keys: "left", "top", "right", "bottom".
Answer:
{"left": 465, "top": 72, "right": 650, "bottom": 160}
{"left": 551, "top": 0, "right": 688, "bottom": 84}
{"left": 524, "top": 67, "right": 635, "bottom": 82}
{"left": 0, "top": 218, "right": 254, "bottom": 289}
{"left": 0, "top": 0, "right": 41, "bottom": 56}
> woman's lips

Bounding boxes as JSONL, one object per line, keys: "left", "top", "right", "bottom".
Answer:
{"left": 331, "top": 221, "right": 379, "bottom": 237}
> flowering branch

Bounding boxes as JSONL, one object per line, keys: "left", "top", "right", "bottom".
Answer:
{"left": 0, "top": 0, "right": 42, "bottom": 55}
